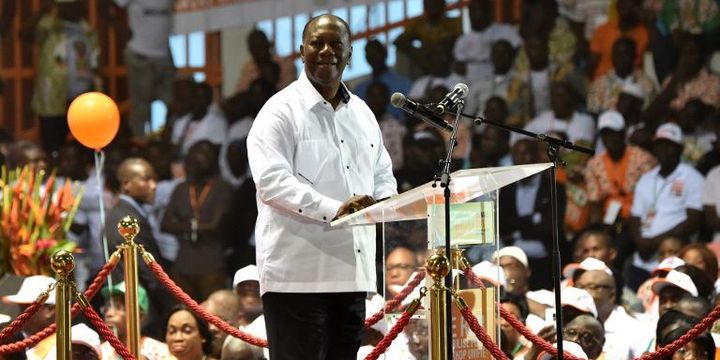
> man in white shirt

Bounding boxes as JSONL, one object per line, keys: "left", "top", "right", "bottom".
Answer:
{"left": 113, "top": 0, "right": 174, "bottom": 138}
{"left": 247, "top": 14, "right": 397, "bottom": 360}
{"left": 630, "top": 123, "right": 704, "bottom": 280}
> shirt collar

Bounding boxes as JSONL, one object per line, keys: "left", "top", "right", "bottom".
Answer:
{"left": 298, "top": 71, "right": 351, "bottom": 111}
{"left": 119, "top": 194, "right": 149, "bottom": 218}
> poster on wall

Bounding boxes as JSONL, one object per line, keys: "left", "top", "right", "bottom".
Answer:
{"left": 173, "top": 0, "right": 377, "bottom": 34}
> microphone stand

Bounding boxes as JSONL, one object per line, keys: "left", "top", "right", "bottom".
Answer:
{"left": 431, "top": 99, "right": 465, "bottom": 360}
{"left": 445, "top": 110, "right": 594, "bottom": 360}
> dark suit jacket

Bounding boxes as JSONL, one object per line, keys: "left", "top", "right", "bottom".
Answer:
{"left": 498, "top": 173, "right": 568, "bottom": 258}
{"left": 104, "top": 197, "right": 172, "bottom": 339}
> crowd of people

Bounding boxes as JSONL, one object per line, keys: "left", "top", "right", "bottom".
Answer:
{"left": 0, "top": 0, "right": 718, "bottom": 358}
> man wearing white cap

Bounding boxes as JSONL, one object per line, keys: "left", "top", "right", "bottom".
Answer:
{"left": 651, "top": 269, "right": 699, "bottom": 317}
{"left": 2, "top": 275, "right": 57, "bottom": 359}
{"left": 232, "top": 265, "right": 262, "bottom": 325}
{"left": 630, "top": 123, "right": 704, "bottom": 286}
{"left": 585, "top": 110, "right": 656, "bottom": 226}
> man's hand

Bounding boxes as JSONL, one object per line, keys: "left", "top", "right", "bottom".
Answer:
{"left": 334, "top": 195, "right": 376, "bottom": 220}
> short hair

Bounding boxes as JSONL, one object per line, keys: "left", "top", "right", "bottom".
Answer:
{"left": 575, "top": 224, "right": 616, "bottom": 249}
{"left": 679, "top": 244, "right": 719, "bottom": 282}
{"left": 302, "top": 14, "right": 352, "bottom": 43}
{"left": 500, "top": 293, "right": 529, "bottom": 322}
{"left": 165, "top": 305, "right": 213, "bottom": 355}
{"left": 613, "top": 37, "right": 637, "bottom": 55}
{"left": 115, "top": 157, "right": 153, "bottom": 183}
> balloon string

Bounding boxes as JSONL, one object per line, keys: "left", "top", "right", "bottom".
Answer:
{"left": 94, "top": 150, "right": 114, "bottom": 311}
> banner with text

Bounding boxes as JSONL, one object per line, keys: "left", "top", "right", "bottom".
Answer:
{"left": 173, "top": 0, "right": 377, "bottom": 34}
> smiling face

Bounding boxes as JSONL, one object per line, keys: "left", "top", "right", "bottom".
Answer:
{"left": 300, "top": 15, "right": 352, "bottom": 92}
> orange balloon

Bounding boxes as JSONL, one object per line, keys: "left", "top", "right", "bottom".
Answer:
{"left": 67, "top": 92, "right": 120, "bottom": 150}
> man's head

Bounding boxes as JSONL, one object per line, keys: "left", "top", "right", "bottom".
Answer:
{"left": 402, "top": 129, "right": 446, "bottom": 172}
{"left": 469, "top": 0, "right": 493, "bottom": 31}
{"left": 3, "top": 276, "right": 57, "bottom": 335}
{"left": 365, "top": 39, "right": 387, "bottom": 73}
{"left": 203, "top": 290, "right": 244, "bottom": 358}
{"left": 116, "top": 158, "right": 157, "bottom": 204}
{"left": 525, "top": 35, "right": 549, "bottom": 71}
{"left": 653, "top": 270, "right": 699, "bottom": 316}
{"left": 475, "top": 125, "right": 510, "bottom": 164}
{"left": 612, "top": 38, "right": 636, "bottom": 79}
{"left": 484, "top": 96, "right": 509, "bottom": 124}
{"left": 232, "top": 265, "right": 263, "bottom": 324}
{"left": 677, "top": 99, "right": 708, "bottom": 134}
{"left": 563, "top": 315, "right": 605, "bottom": 359}
{"left": 500, "top": 293, "right": 529, "bottom": 346}
{"left": 221, "top": 335, "right": 265, "bottom": 360}
{"left": 491, "top": 40, "right": 516, "bottom": 75}
{"left": 573, "top": 227, "right": 617, "bottom": 265}
{"left": 617, "top": 84, "right": 645, "bottom": 125}
{"left": 597, "top": 111, "right": 628, "bottom": 161}
{"left": 676, "top": 36, "right": 704, "bottom": 81}
{"left": 424, "top": 0, "right": 447, "bottom": 23}
{"left": 511, "top": 138, "right": 540, "bottom": 166}
{"left": 574, "top": 270, "right": 617, "bottom": 320}
{"left": 247, "top": 29, "right": 272, "bottom": 63}
{"left": 495, "top": 247, "right": 531, "bottom": 295}
{"left": 185, "top": 140, "right": 220, "bottom": 182}
{"left": 652, "top": 123, "right": 684, "bottom": 173}
{"left": 57, "top": 0, "right": 85, "bottom": 23}
{"left": 551, "top": 81, "right": 576, "bottom": 120}
{"left": 616, "top": 0, "right": 640, "bottom": 28}
{"left": 300, "top": 14, "right": 352, "bottom": 90}
{"left": 386, "top": 245, "right": 418, "bottom": 297}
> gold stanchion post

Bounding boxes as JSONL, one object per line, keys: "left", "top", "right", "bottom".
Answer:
{"left": 118, "top": 216, "right": 142, "bottom": 358}
{"left": 51, "top": 250, "right": 75, "bottom": 360}
{"left": 426, "top": 249, "right": 450, "bottom": 360}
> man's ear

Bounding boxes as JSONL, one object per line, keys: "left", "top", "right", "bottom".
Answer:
{"left": 299, "top": 44, "right": 305, "bottom": 63}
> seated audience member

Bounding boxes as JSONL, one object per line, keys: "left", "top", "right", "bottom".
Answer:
{"left": 165, "top": 305, "right": 213, "bottom": 360}
{"left": 516, "top": 0, "right": 578, "bottom": 73}
{"left": 587, "top": 0, "right": 648, "bottom": 80}
{"left": 6, "top": 140, "right": 47, "bottom": 172}
{"left": 677, "top": 99, "right": 714, "bottom": 166}
{"left": 676, "top": 294, "right": 712, "bottom": 319}
{"left": 563, "top": 314, "right": 605, "bottom": 360}
{"left": 674, "top": 264, "right": 715, "bottom": 301}
{"left": 385, "top": 245, "right": 419, "bottom": 299}
{"left": 465, "top": 40, "right": 518, "bottom": 117}
{"left": 220, "top": 335, "right": 264, "bottom": 360}
{"left": 500, "top": 138, "right": 567, "bottom": 290}
{"left": 585, "top": 111, "right": 657, "bottom": 226}
{"left": 170, "top": 82, "right": 228, "bottom": 156}
{"left": 703, "top": 165, "right": 720, "bottom": 242}
{"left": 616, "top": 83, "right": 653, "bottom": 151}
{"left": 365, "top": 81, "right": 406, "bottom": 171}
{"left": 2, "top": 276, "right": 57, "bottom": 359}
{"left": 652, "top": 270, "right": 699, "bottom": 317}
{"left": 636, "top": 256, "right": 685, "bottom": 314}
{"left": 524, "top": 81, "right": 595, "bottom": 145}
{"left": 526, "top": 339, "right": 589, "bottom": 360}
{"left": 697, "top": 122, "right": 720, "bottom": 175}
{"left": 202, "top": 290, "right": 244, "bottom": 359}
{"left": 453, "top": 0, "right": 521, "bottom": 85}
{"left": 395, "top": 129, "right": 445, "bottom": 193}
{"left": 407, "top": 43, "right": 464, "bottom": 100}
{"left": 647, "top": 35, "right": 720, "bottom": 118}
{"left": 101, "top": 282, "right": 171, "bottom": 360}
{"left": 470, "top": 122, "right": 512, "bottom": 169}
{"left": 495, "top": 247, "right": 532, "bottom": 297}
{"left": 394, "top": 0, "right": 462, "bottom": 79}
{"left": 50, "top": 324, "right": 102, "bottom": 360}
{"left": 500, "top": 293, "right": 532, "bottom": 360}
{"left": 572, "top": 227, "right": 618, "bottom": 267}
{"left": 629, "top": 123, "right": 704, "bottom": 287}
{"left": 561, "top": 287, "right": 598, "bottom": 324}
{"left": 232, "top": 265, "right": 263, "bottom": 325}
{"left": 587, "top": 38, "right": 655, "bottom": 114}
{"left": 678, "top": 244, "right": 718, "bottom": 283}
{"left": 570, "top": 259, "right": 651, "bottom": 359}
{"left": 656, "top": 311, "right": 715, "bottom": 360}
{"left": 352, "top": 39, "right": 412, "bottom": 119}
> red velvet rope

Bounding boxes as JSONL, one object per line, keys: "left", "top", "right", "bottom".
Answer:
{"left": 82, "top": 304, "right": 137, "bottom": 360}
{"left": 364, "top": 303, "right": 419, "bottom": 360}
{"left": 464, "top": 266, "right": 720, "bottom": 360}
{"left": 146, "top": 260, "right": 269, "bottom": 347}
{"left": 459, "top": 306, "right": 510, "bottom": 360}
{"left": 0, "top": 256, "right": 118, "bottom": 355}
{"left": 365, "top": 270, "right": 426, "bottom": 328}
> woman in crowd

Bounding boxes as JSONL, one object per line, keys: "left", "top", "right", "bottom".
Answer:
{"left": 166, "top": 305, "right": 213, "bottom": 360}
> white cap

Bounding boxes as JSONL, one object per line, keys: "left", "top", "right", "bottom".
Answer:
{"left": 71, "top": 323, "right": 102, "bottom": 357}
{"left": 597, "top": 110, "right": 625, "bottom": 132}
{"left": 561, "top": 287, "right": 598, "bottom": 318}
{"left": 0, "top": 313, "right": 9, "bottom": 323}
{"left": 471, "top": 261, "right": 507, "bottom": 288}
{"left": 233, "top": 265, "right": 259, "bottom": 288}
{"left": 3, "top": 276, "right": 56, "bottom": 305}
{"left": 493, "top": 246, "right": 529, "bottom": 268}
{"left": 563, "top": 257, "right": 613, "bottom": 280}
{"left": 527, "top": 289, "right": 556, "bottom": 307}
{"left": 538, "top": 341, "right": 589, "bottom": 360}
{"left": 652, "top": 256, "right": 685, "bottom": 276}
{"left": 365, "top": 294, "right": 388, "bottom": 335}
{"left": 654, "top": 123, "right": 683, "bottom": 146}
{"left": 652, "top": 270, "right": 698, "bottom": 297}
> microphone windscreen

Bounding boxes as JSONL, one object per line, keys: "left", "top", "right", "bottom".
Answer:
{"left": 390, "top": 92, "right": 406, "bottom": 108}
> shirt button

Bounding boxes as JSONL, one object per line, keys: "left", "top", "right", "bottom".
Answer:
{"left": 346, "top": 166, "right": 350, "bottom": 169}
{"left": 341, "top": 139, "right": 344, "bottom": 143}
{"left": 371, "top": 144, "right": 374, "bottom": 147}
{"left": 323, "top": 216, "right": 327, "bottom": 221}
{"left": 357, "top": 249, "right": 361, "bottom": 253}
{"left": 353, "top": 193, "right": 356, "bottom": 196}
{"left": 298, "top": 209, "right": 303, "bottom": 213}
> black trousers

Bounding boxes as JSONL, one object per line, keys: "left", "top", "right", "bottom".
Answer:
{"left": 263, "top": 292, "right": 366, "bottom": 360}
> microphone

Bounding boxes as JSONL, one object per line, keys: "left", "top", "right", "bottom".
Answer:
{"left": 390, "top": 92, "right": 454, "bottom": 132}
{"left": 434, "top": 83, "right": 469, "bottom": 114}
